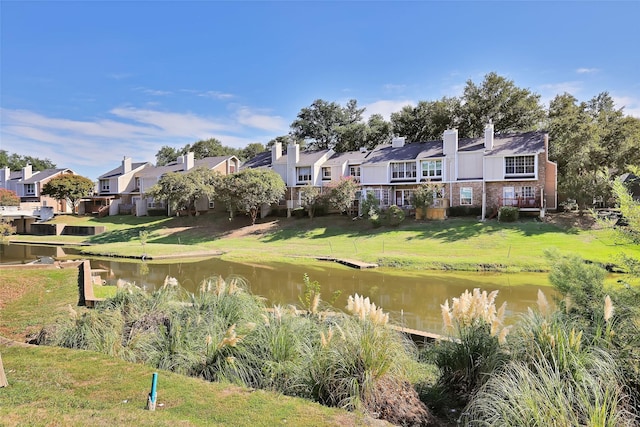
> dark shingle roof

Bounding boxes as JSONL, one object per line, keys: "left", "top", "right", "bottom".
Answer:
{"left": 21, "top": 169, "right": 70, "bottom": 184}
{"left": 485, "top": 131, "right": 546, "bottom": 156}
{"left": 324, "top": 149, "right": 372, "bottom": 166}
{"left": 362, "top": 143, "right": 428, "bottom": 164}
{"left": 194, "top": 156, "right": 236, "bottom": 169}
{"left": 241, "top": 152, "right": 272, "bottom": 170}
{"left": 98, "top": 162, "right": 149, "bottom": 179}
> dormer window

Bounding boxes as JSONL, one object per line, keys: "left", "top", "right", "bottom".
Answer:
{"left": 24, "top": 183, "right": 35, "bottom": 196}
{"left": 391, "top": 162, "right": 417, "bottom": 181}
{"left": 297, "top": 166, "right": 312, "bottom": 184}
{"left": 322, "top": 167, "right": 331, "bottom": 181}
{"left": 349, "top": 165, "right": 361, "bottom": 182}
{"left": 421, "top": 160, "right": 442, "bottom": 180}
{"left": 100, "top": 179, "right": 110, "bottom": 192}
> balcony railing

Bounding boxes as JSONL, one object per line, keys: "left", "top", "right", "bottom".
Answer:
{"left": 499, "top": 197, "right": 540, "bottom": 208}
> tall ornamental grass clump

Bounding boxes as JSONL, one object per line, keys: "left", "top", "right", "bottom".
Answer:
{"left": 433, "top": 288, "right": 511, "bottom": 403}
{"left": 36, "top": 276, "right": 431, "bottom": 425}
{"left": 462, "top": 290, "right": 638, "bottom": 426}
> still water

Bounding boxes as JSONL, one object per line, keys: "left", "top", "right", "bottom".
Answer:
{"left": 1, "top": 243, "right": 552, "bottom": 333}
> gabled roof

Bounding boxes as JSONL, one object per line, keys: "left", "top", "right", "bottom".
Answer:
{"left": 98, "top": 162, "right": 150, "bottom": 179}
{"left": 136, "top": 163, "right": 187, "bottom": 178}
{"left": 21, "top": 169, "right": 72, "bottom": 184}
{"left": 324, "top": 149, "right": 372, "bottom": 166}
{"left": 273, "top": 149, "right": 332, "bottom": 166}
{"left": 415, "top": 140, "right": 445, "bottom": 159}
{"left": 362, "top": 143, "right": 427, "bottom": 164}
{"left": 195, "top": 155, "right": 238, "bottom": 169}
{"left": 241, "top": 151, "right": 272, "bottom": 170}
{"left": 484, "top": 131, "right": 546, "bottom": 156}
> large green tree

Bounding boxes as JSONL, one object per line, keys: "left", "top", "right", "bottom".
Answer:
{"left": 155, "top": 138, "right": 242, "bottom": 166}
{"left": 291, "top": 99, "right": 365, "bottom": 150}
{"left": 458, "top": 72, "right": 545, "bottom": 137}
{"left": 0, "top": 150, "right": 57, "bottom": 171}
{"left": 240, "top": 143, "right": 267, "bottom": 161}
{"left": 145, "top": 167, "right": 222, "bottom": 216}
{"left": 220, "top": 169, "right": 285, "bottom": 225}
{"left": 327, "top": 176, "right": 359, "bottom": 215}
{"left": 548, "top": 92, "right": 640, "bottom": 208}
{"left": 391, "top": 97, "right": 459, "bottom": 142}
{"left": 41, "top": 174, "right": 94, "bottom": 214}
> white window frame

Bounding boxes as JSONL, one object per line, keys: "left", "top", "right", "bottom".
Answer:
{"left": 460, "top": 187, "right": 473, "bottom": 206}
{"left": 297, "top": 166, "right": 312, "bottom": 184}
{"left": 421, "top": 159, "right": 442, "bottom": 179}
{"left": 24, "top": 183, "right": 36, "bottom": 195}
{"left": 322, "top": 167, "right": 331, "bottom": 181}
{"left": 99, "top": 179, "right": 110, "bottom": 192}
{"left": 505, "top": 155, "right": 535, "bottom": 177}
{"left": 349, "top": 165, "right": 361, "bottom": 182}
{"left": 208, "top": 200, "right": 215, "bottom": 209}
{"left": 391, "top": 162, "right": 417, "bottom": 180}
{"left": 395, "top": 189, "right": 414, "bottom": 207}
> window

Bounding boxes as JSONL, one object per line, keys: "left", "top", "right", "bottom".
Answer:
{"left": 229, "top": 164, "right": 236, "bottom": 173}
{"left": 505, "top": 155, "right": 535, "bottom": 176}
{"left": 460, "top": 187, "right": 472, "bottom": 205}
{"left": 24, "top": 183, "right": 35, "bottom": 195}
{"left": 421, "top": 160, "right": 442, "bottom": 179}
{"left": 521, "top": 186, "right": 534, "bottom": 199}
{"left": 366, "top": 188, "right": 390, "bottom": 207}
{"left": 297, "top": 166, "right": 311, "bottom": 183}
{"left": 395, "top": 190, "right": 414, "bottom": 207}
{"left": 391, "top": 162, "right": 417, "bottom": 180}
{"left": 208, "top": 200, "right": 215, "bottom": 209}
{"left": 322, "top": 167, "right": 331, "bottom": 180}
{"left": 100, "top": 179, "right": 110, "bottom": 192}
{"left": 147, "top": 198, "right": 165, "bottom": 209}
{"left": 349, "top": 165, "right": 361, "bottom": 182}
{"left": 134, "top": 177, "right": 141, "bottom": 190}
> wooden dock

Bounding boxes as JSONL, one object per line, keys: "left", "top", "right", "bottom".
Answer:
{"left": 316, "top": 256, "right": 378, "bottom": 269}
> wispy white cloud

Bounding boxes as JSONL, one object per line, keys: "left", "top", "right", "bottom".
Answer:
{"left": 363, "top": 99, "right": 415, "bottom": 120}
{"left": 198, "top": 91, "right": 234, "bottom": 100}
{"left": 612, "top": 95, "right": 640, "bottom": 118}
{"left": 0, "top": 106, "right": 283, "bottom": 179}
{"left": 538, "top": 81, "right": 584, "bottom": 105}
{"left": 383, "top": 83, "right": 407, "bottom": 93}
{"left": 235, "top": 107, "right": 287, "bottom": 132}
{"left": 576, "top": 68, "right": 598, "bottom": 74}
{"left": 135, "top": 87, "right": 172, "bottom": 96}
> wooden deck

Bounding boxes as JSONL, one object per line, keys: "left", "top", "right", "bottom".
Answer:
{"left": 316, "top": 256, "right": 379, "bottom": 269}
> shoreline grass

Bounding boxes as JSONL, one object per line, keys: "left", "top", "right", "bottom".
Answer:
{"left": 7, "top": 213, "right": 640, "bottom": 273}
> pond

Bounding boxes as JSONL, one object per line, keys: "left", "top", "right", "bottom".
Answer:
{"left": 2, "top": 243, "right": 554, "bottom": 334}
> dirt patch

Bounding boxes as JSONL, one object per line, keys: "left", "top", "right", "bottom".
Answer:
{"left": 544, "top": 211, "right": 598, "bottom": 230}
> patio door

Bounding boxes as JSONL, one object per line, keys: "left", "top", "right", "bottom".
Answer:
{"left": 503, "top": 187, "right": 516, "bottom": 206}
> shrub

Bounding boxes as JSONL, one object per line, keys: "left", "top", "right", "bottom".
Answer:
{"left": 360, "top": 193, "right": 380, "bottom": 219}
{"left": 0, "top": 219, "right": 17, "bottom": 238}
{"left": 385, "top": 205, "right": 405, "bottom": 226}
{"left": 448, "top": 206, "right": 482, "bottom": 217}
{"left": 498, "top": 206, "right": 519, "bottom": 222}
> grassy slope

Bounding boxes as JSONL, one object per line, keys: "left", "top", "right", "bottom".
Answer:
{"left": 10, "top": 213, "right": 640, "bottom": 272}
{"left": 0, "top": 268, "right": 363, "bottom": 427}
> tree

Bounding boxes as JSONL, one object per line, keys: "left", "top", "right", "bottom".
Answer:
{"left": 0, "top": 189, "right": 20, "bottom": 206}
{"left": 41, "top": 174, "right": 94, "bottom": 214}
{"left": 241, "top": 143, "right": 267, "bottom": 161}
{"left": 364, "top": 114, "right": 393, "bottom": 149}
{"left": 221, "top": 169, "right": 285, "bottom": 225}
{"left": 327, "top": 177, "right": 359, "bottom": 215}
{"left": 185, "top": 138, "right": 238, "bottom": 159}
{"left": 548, "top": 92, "right": 639, "bottom": 208}
{"left": 0, "top": 150, "right": 56, "bottom": 171}
{"left": 291, "top": 99, "right": 365, "bottom": 150}
{"left": 391, "top": 98, "right": 459, "bottom": 142}
{"left": 299, "top": 184, "right": 322, "bottom": 219}
{"left": 155, "top": 146, "right": 181, "bottom": 166}
{"left": 458, "top": 72, "right": 545, "bottom": 137}
{"left": 145, "top": 167, "right": 222, "bottom": 216}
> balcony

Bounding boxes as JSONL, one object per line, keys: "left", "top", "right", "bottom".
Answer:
{"left": 499, "top": 197, "right": 541, "bottom": 209}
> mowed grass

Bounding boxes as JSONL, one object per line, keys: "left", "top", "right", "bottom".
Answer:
{"left": 0, "top": 267, "right": 364, "bottom": 427}
{"left": 9, "top": 213, "right": 639, "bottom": 272}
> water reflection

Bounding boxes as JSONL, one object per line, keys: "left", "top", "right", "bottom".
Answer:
{"left": 0, "top": 243, "right": 553, "bottom": 334}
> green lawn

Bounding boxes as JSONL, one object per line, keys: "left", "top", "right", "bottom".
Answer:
{"left": 9, "top": 213, "right": 639, "bottom": 272}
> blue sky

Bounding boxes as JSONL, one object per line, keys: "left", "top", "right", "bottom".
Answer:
{"left": 2, "top": 1, "right": 639, "bottom": 180}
